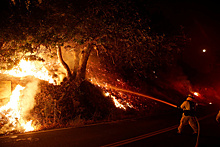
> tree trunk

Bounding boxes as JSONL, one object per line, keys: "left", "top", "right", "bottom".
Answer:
{"left": 76, "top": 44, "right": 92, "bottom": 82}
{"left": 72, "top": 49, "right": 80, "bottom": 79}
{"left": 57, "top": 46, "right": 72, "bottom": 79}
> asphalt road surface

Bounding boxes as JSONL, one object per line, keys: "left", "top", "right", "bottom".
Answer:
{"left": 0, "top": 106, "right": 220, "bottom": 147}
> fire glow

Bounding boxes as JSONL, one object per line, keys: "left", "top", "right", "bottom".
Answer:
{"left": 5, "top": 59, "right": 55, "bottom": 84}
{"left": 104, "top": 92, "right": 127, "bottom": 110}
{"left": 0, "top": 85, "right": 36, "bottom": 134}
{"left": 194, "top": 92, "right": 199, "bottom": 97}
{"left": 90, "top": 78, "right": 134, "bottom": 110}
{"left": 0, "top": 59, "right": 55, "bottom": 134}
{"left": 0, "top": 58, "right": 134, "bottom": 134}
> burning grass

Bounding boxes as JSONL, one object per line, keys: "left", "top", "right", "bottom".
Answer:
{"left": 0, "top": 58, "right": 201, "bottom": 136}
{"left": 0, "top": 77, "right": 144, "bottom": 135}
{"left": 1, "top": 73, "right": 169, "bottom": 136}
{"left": 0, "top": 58, "right": 143, "bottom": 135}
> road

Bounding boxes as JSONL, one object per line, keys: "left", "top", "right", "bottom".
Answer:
{"left": 0, "top": 106, "right": 220, "bottom": 147}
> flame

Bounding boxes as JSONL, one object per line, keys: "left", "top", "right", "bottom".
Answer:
{"left": 0, "top": 59, "right": 58, "bottom": 134}
{"left": 21, "top": 120, "right": 34, "bottom": 132}
{"left": 92, "top": 78, "right": 127, "bottom": 109}
{"left": 194, "top": 92, "right": 199, "bottom": 96}
{"left": 5, "top": 59, "right": 55, "bottom": 84}
{"left": 92, "top": 77, "right": 134, "bottom": 110}
{"left": 104, "top": 92, "right": 131, "bottom": 110}
{"left": 0, "top": 85, "right": 36, "bottom": 134}
{"left": 111, "top": 95, "right": 126, "bottom": 110}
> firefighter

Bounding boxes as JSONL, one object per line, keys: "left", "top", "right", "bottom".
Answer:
{"left": 177, "top": 94, "right": 198, "bottom": 134}
{"left": 216, "top": 110, "right": 220, "bottom": 123}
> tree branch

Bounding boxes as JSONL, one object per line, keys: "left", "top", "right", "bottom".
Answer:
{"left": 57, "top": 46, "right": 72, "bottom": 79}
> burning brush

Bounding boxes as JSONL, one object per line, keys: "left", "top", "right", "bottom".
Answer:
{"left": 0, "top": 59, "right": 57, "bottom": 134}
{"left": 0, "top": 85, "right": 36, "bottom": 134}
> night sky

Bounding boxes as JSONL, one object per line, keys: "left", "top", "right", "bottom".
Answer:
{"left": 145, "top": 1, "right": 220, "bottom": 87}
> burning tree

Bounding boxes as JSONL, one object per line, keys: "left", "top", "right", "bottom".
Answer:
{"left": 0, "top": 0, "right": 188, "bottom": 83}
{"left": 0, "top": 0, "right": 189, "bottom": 133}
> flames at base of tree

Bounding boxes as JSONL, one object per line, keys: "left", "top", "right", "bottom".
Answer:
{"left": 0, "top": 59, "right": 138, "bottom": 134}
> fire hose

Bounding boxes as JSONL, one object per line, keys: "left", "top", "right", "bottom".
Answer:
{"left": 101, "top": 84, "right": 200, "bottom": 147}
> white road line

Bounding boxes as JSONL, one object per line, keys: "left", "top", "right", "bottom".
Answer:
{"left": 101, "top": 113, "right": 216, "bottom": 147}
{"left": 101, "top": 125, "right": 178, "bottom": 147}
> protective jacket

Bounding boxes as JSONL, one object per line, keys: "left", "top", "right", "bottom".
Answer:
{"left": 180, "top": 98, "right": 196, "bottom": 116}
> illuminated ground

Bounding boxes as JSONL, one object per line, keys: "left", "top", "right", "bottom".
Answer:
{"left": 0, "top": 105, "right": 219, "bottom": 147}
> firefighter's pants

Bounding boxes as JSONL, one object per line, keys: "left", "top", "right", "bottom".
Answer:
{"left": 178, "top": 115, "right": 198, "bottom": 133}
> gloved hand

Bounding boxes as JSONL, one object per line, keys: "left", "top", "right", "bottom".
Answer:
{"left": 176, "top": 106, "right": 181, "bottom": 110}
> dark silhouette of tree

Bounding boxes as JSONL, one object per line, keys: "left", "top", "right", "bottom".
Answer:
{"left": 0, "top": 0, "right": 188, "bottom": 83}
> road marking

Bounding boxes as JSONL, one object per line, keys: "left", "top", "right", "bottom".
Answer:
{"left": 101, "top": 125, "right": 178, "bottom": 147}
{"left": 101, "top": 113, "right": 216, "bottom": 147}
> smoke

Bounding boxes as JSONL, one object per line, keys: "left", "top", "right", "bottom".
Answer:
{"left": 0, "top": 79, "right": 40, "bottom": 134}
{"left": 62, "top": 49, "right": 75, "bottom": 70}
{"left": 20, "top": 80, "right": 40, "bottom": 118}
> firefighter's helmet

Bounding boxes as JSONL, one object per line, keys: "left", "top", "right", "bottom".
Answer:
{"left": 187, "top": 94, "right": 195, "bottom": 99}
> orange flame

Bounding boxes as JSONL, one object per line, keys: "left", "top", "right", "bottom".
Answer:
{"left": 194, "top": 92, "right": 199, "bottom": 96}
{"left": 0, "top": 85, "right": 37, "bottom": 134}
{"left": 90, "top": 78, "right": 133, "bottom": 110}
{"left": 104, "top": 92, "right": 127, "bottom": 110}
{"left": 0, "top": 59, "right": 57, "bottom": 134}
{"left": 5, "top": 59, "right": 55, "bottom": 84}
